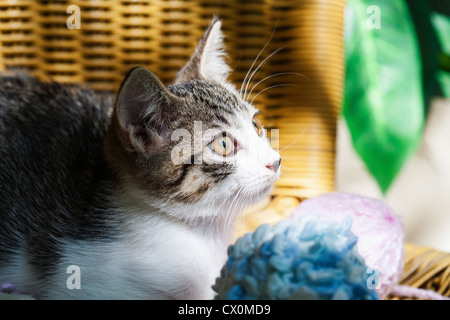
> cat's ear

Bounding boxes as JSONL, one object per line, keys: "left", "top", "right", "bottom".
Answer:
{"left": 115, "top": 67, "right": 178, "bottom": 154}
{"left": 174, "top": 17, "right": 230, "bottom": 84}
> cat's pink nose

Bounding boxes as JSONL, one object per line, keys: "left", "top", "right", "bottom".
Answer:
{"left": 266, "top": 158, "right": 281, "bottom": 173}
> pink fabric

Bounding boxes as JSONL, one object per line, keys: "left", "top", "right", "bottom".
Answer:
{"left": 290, "top": 192, "right": 404, "bottom": 299}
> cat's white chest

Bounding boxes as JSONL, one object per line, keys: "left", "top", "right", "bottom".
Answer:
{"left": 49, "top": 211, "right": 230, "bottom": 299}
{"left": 119, "top": 214, "right": 229, "bottom": 299}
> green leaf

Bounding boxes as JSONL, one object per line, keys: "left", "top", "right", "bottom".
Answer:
{"left": 343, "top": 0, "right": 425, "bottom": 193}
{"left": 405, "top": 0, "right": 441, "bottom": 115}
{"left": 437, "top": 70, "right": 450, "bottom": 97}
{"left": 432, "top": 12, "right": 450, "bottom": 53}
{"left": 432, "top": 12, "right": 450, "bottom": 97}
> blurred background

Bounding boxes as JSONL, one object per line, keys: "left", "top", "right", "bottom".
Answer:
{"left": 337, "top": 0, "right": 450, "bottom": 252}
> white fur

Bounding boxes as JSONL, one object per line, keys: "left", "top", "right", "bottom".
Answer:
{"left": 0, "top": 250, "right": 39, "bottom": 296}
{"left": 47, "top": 212, "right": 227, "bottom": 299}
{"left": 199, "top": 20, "right": 230, "bottom": 83}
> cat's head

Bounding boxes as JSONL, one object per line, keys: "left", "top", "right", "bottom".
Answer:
{"left": 107, "top": 18, "right": 281, "bottom": 223}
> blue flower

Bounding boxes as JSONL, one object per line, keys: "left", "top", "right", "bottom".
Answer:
{"left": 213, "top": 215, "right": 378, "bottom": 300}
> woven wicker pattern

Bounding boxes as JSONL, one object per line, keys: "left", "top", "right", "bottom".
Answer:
{"left": 1, "top": 0, "right": 448, "bottom": 300}
{"left": 397, "top": 243, "right": 450, "bottom": 298}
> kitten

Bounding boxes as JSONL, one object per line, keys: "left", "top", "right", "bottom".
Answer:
{"left": 0, "top": 19, "right": 281, "bottom": 299}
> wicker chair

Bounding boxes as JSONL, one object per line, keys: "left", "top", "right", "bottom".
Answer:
{"left": 0, "top": 0, "right": 449, "bottom": 299}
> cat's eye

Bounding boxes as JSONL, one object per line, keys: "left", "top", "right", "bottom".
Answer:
{"left": 210, "top": 135, "right": 234, "bottom": 156}
{"left": 252, "top": 115, "right": 264, "bottom": 137}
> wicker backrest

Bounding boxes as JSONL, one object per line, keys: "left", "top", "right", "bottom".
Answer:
{"left": 0, "top": 0, "right": 346, "bottom": 199}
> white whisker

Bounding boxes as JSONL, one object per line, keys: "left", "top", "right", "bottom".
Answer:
{"left": 210, "top": 186, "right": 240, "bottom": 228}
{"left": 233, "top": 51, "right": 243, "bottom": 71}
{"left": 279, "top": 165, "right": 296, "bottom": 171}
{"left": 243, "top": 47, "right": 284, "bottom": 101}
{"left": 279, "top": 126, "right": 309, "bottom": 152}
{"left": 227, "top": 188, "right": 245, "bottom": 230}
{"left": 233, "top": 199, "right": 247, "bottom": 230}
{"left": 233, "top": 189, "right": 249, "bottom": 230}
{"left": 247, "top": 72, "right": 310, "bottom": 100}
{"left": 240, "top": 45, "right": 269, "bottom": 98}
{"left": 250, "top": 83, "right": 301, "bottom": 105}
{"left": 224, "top": 186, "right": 244, "bottom": 232}
{"left": 240, "top": 21, "right": 278, "bottom": 98}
